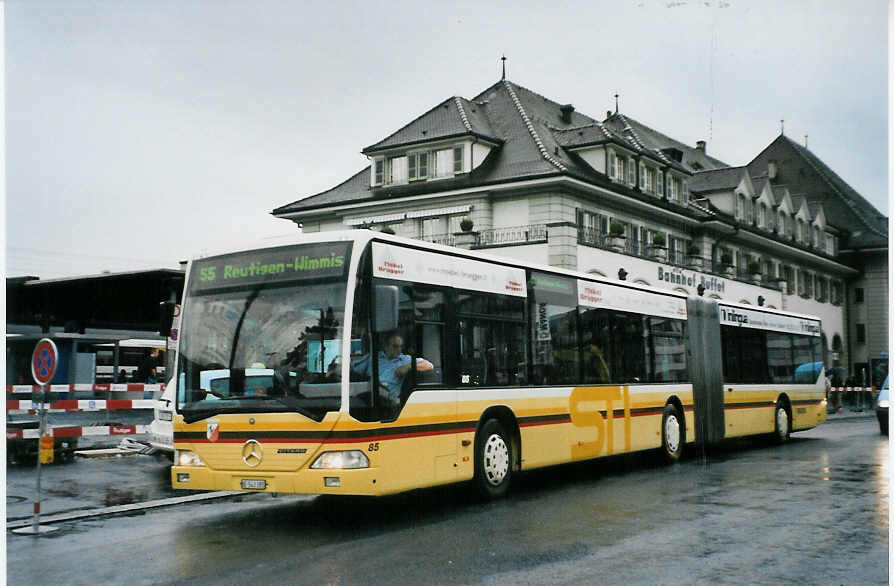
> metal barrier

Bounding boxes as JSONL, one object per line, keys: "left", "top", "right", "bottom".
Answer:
{"left": 826, "top": 386, "right": 877, "bottom": 412}
{"left": 6, "top": 384, "right": 162, "bottom": 439}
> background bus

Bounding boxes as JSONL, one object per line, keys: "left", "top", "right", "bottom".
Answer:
{"left": 170, "top": 231, "right": 826, "bottom": 499}
{"left": 94, "top": 338, "right": 167, "bottom": 384}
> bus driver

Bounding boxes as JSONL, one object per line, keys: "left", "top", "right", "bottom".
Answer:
{"left": 351, "top": 332, "right": 433, "bottom": 410}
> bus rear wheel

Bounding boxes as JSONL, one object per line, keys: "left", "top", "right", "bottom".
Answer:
{"left": 773, "top": 401, "right": 791, "bottom": 443}
{"left": 661, "top": 404, "right": 684, "bottom": 462}
{"left": 474, "top": 419, "right": 512, "bottom": 499}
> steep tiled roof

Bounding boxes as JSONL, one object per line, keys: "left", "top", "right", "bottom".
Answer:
{"left": 785, "top": 137, "right": 887, "bottom": 236}
{"left": 603, "top": 114, "right": 729, "bottom": 173}
{"left": 772, "top": 186, "right": 789, "bottom": 207}
{"left": 747, "top": 135, "right": 887, "bottom": 248}
{"left": 272, "top": 167, "right": 373, "bottom": 215}
{"left": 688, "top": 166, "right": 748, "bottom": 193}
{"left": 363, "top": 96, "right": 500, "bottom": 153}
{"left": 278, "top": 79, "right": 876, "bottom": 241}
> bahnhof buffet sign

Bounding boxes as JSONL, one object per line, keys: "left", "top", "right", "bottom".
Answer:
{"left": 657, "top": 266, "right": 726, "bottom": 294}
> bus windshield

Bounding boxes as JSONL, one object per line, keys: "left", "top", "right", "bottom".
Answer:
{"left": 176, "top": 242, "right": 351, "bottom": 423}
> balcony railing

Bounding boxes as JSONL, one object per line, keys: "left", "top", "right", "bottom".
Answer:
{"left": 577, "top": 227, "right": 793, "bottom": 290}
{"left": 421, "top": 233, "right": 456, "bottom": 247}
{"left": 474, "top": 224, "right": 547, "bottom": 248}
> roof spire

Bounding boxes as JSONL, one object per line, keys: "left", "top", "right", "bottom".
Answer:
{"left": 780, "top": 119, "right": 785, "bottom": 135}
{"left": 804, "top": 133, "right": 808, "bottom": 148}
{"left": 501, "top": 55, "right": 507, "bottom": 80}
{"left": 614, "top": 93, "right": 619, "bottom": 114}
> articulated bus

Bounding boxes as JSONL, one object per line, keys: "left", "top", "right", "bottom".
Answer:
{"left": 170, "top": 230, "right": 826, "bottom": 498}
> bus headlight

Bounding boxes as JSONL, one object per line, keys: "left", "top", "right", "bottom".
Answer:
{"left": 176, "top": 450, "right": 205, "bottom": 467}
{"left": 310, "top": 450, "right": 369, "bottom": 469}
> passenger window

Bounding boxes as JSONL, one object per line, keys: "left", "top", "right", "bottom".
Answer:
{"left": 649, "top": 317, "right": 688, "bottom": 383}
{"left": 579, "top": 308, "right": 612, "bottom": 383}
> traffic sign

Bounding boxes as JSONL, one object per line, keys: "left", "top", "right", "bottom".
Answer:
{"left": 31, "top": 338, "right": 59, "bottom": 385}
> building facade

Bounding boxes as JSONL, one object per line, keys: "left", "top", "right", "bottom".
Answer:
{"left": 272, "top": 79, "right": 888, "bottom": 387}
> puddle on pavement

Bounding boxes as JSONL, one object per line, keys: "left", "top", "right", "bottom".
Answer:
{"left": 104, "top": 487, "right": 148, "bottom": 506}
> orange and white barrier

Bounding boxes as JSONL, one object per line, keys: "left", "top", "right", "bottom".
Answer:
{"left": 6, "top": 384, "right": 164, "bottom": 395}
{"left": 7, "top": 424, "right": 149, "bottom": 440}
{"left": 7, "top": 399, "right": 156, "bottom": 413}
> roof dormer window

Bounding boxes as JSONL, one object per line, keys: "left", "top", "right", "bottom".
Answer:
{"left": 453, "top": 146, "right": 464, "bottom": 174}
{"left": 408, "top": 152, "right": 429, "bottom": 181}
{"left": 373, "top": 143, "right": 471, "bottom": 187}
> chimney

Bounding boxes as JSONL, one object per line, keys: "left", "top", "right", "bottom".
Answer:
{"left": 606, "top": 110, "right": 613, "bottom": 119}
{"left": 560, "top": 104, "right": 574, "bottom": 123}
{"left": 695, "top": 140, "right": 706, "bottom": 153}
{"left": 768, "top": 159, "right": 778, "bottom": 180}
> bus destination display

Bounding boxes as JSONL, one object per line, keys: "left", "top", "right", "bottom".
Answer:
{"left": 190, "top": 242, "right": 351, "bottom": 291}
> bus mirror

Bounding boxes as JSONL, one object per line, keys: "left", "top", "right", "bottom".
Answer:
{"left": 159, "top": 301, "right": 176, "bottom": 337}
{"left": 373, "top": 285, "right": 399, "bottom": 332}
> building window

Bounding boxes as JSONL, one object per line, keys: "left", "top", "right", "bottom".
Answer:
{"left": 745, "top": 198, "right": 753, "bottom": 224}
{"left": 783, "top": 265, "right": 794, "bottom": 294}
{"left": 374, "top": 159, "right": 385, "bottom": 185}
{"left": 758, "top": 204, "right": 766, "bottom": 228}
{"left": 656, "top": 170, "right": 664, "bottom": 197}
{"left": 388, "top": 156, "right": 408, "bottom": 184}
{"left": 617, "top": 156, "right": 626, "bottom": 182}
{"left": 453, "top": 146, "right": 464, "bottom": 174}
{"left": 778, "top": 212, "right": 786, "bottom": 236}
{"left": 432, "top": 149, "right": 452, "bottom": 177}
{"left": 408, "top": 152, "right": 429, "bottom": 181}
{"left": 627, "top": 158, "right": 636, "bottom": 185}
{"left": 856, "top": 324, "right": 866, "bottom": 344}
{"left": 816, "top": 277, "right": 827, "bottom": 302}
{"left": 855, "top": 288, "right": 864, "bottom": 303}
{"left": 667, "top": 175, "right": 678, "bottom": 201}
{"left": 736, "top": 194, "right": 744, "bottom": 220}
{"left": 831, "top": 280, "right": 842, "bottom": 305}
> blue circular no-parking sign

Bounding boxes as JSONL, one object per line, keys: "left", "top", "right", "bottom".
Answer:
{"left": 31, "top": 338, "right": 58, "bottom": 385}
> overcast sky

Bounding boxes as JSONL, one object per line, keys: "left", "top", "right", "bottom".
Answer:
{"left": 5, "top": 0, "right": 889, "bottom": 279}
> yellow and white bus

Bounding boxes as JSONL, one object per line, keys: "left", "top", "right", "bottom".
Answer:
{"left": 171, "top": 231, "right": 826, "bottom": 498}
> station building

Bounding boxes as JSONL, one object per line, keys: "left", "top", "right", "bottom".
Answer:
{"left": 272, "top": 78, "right": 888, "bottom": 387}
{"left": 6, "top": 269, "right": 184, "bottom": 385}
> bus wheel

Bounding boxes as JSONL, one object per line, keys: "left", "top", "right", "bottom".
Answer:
{"left": 773, "top": 401, "right": 791, "bottom": 443}
{"left": 475, "top": 419, "right": 512, "bottom": 499}
{"left": 661, "top": 404, "right": 683, "bottom": 462}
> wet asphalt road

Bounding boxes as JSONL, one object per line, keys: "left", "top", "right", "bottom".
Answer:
{"left": 7, "top": 417, "right": 889, "bottom": 585}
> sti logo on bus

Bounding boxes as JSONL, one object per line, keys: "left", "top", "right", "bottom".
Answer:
{"left": 720, "top": 308, "right": 749, "bottom": 325}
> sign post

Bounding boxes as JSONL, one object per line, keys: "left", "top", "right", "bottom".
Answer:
{"left": 13, "top": 338, "right": 60, "bottom": 535}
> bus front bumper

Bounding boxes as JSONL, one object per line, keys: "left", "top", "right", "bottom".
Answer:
{"left": 171, "top": 465, "right": 383, "bottom": 496}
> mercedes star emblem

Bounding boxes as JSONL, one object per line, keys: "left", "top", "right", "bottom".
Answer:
{"left": 242, "top": 439, "right": 263, "bottom": 467}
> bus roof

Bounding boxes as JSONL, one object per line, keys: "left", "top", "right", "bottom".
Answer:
{"left": 184, "top": 229, "right": 820, "bottom": 323}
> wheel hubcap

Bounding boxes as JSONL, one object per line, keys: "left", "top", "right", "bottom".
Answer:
{"left": 664, "top": 414, "right": 680, "bottom": 453}
{"left": 777, "top": 408, "right": 789, "bottom": 437}
{"left": 483, "top": 434, "right": 509, "bottom": 486}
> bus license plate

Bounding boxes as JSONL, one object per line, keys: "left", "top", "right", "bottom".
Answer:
{"left": 241, "top": 479, "right": 266, "bottom": 490}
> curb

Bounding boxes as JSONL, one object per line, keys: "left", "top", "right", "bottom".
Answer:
{"left": 6, "top": 491, "right": 241, "bottom": 530}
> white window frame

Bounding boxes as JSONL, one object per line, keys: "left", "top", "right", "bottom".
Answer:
{"left": 374, "top": 158, "right": 385, "bottom": 185}
{"left": 453, "top": 146, "right": 464, "bottom": 174}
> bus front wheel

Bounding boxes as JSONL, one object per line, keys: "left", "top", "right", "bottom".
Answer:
{"left": 661, "top": 404, "right": 684, "bottom": 462}
{"left": 773, "top": 401, "right": 791, "bottom": 444}
{"left": 474, "top": 419, "right": 512, "bottom": 499}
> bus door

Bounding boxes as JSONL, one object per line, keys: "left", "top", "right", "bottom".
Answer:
{"left": 686, "top": 297, "right": 725, "bottom": 444}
